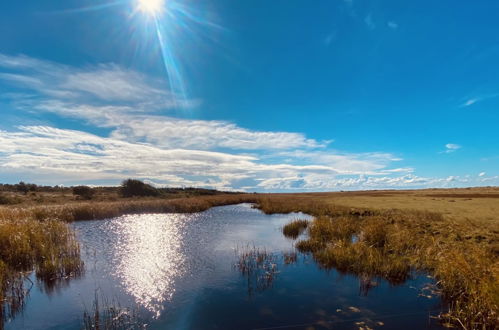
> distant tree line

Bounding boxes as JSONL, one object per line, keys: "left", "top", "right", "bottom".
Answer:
{"left": 0, "top": 179, "right": 238, "bottom": 203}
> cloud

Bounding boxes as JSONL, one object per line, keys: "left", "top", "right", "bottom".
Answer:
{"left": 364, "top": 13, "right": 375, "bottom": 30}
{"left": 387, "top": 21, "right": 398, "bottom": 29}
{"left": 0, "top": 54, "right": 326, "bottom": 152}
{"left": 443, "top": 143, "right": 461, "bottom": 153}
{"left": 2, "top": 54, "right": 492, "bottom": 191}
{"left": 1, "top": 125, "right": 496, "bottom": 190}
{"left": 0, "top": 54, "right": 197, "bottom": 111}
{"left": 461, "top": 98, "right": 478, "bottom": 107}
{"left": 0, "top": 125, "right": 404, "bottom": 190}
{"left": 274, "top": 150, "right": 407, "bottom": 175}
{"left": 460, "top": 93, "right": 499, "bottom": 108}
{"left": 479, "top": 172, "right": 486, "bottom": 177}
{"left": 323, "top": 31, "right": 337, "bottom": 46}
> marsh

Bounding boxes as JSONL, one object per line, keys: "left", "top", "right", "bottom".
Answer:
{"left": 4, "top": 204, "right": 445, "bottom": 329}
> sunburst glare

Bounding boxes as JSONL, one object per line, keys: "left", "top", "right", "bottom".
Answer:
{"left": 136, "top": 0, "right": 165, "bottom": 15}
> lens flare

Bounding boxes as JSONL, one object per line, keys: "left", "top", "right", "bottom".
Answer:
{"left": 137, "top": 0, "right": 164, "bottom": 15}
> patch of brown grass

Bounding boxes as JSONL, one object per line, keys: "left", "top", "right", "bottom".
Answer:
{"left": 0, "top": 218, "right": 83, "bottom": 321}
{"left": 0, "top": 194, "right": 258, "bottom": 222}
{"left": 265, "top": 195, "right": 498, "bottom": 329}
{"left": 282, "top": 219, "right": 309, "bottom": 239}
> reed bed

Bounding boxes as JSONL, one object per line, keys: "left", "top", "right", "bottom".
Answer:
{"left": 0, "top": 194, "right": 259, "bottom": 325}
{"left": 0, "top": 218, "right": 83, "bottom": 322}
{"left": 0, "top": 191, "right": 497, "bottom": 328}
{"left": 0, "top": 194, "right": 258, "bottom": 223}
{"left": 282, "top": 219, "right": 309, "bottom": 239}
{"left": 83, "top": 290, "right": 143, "bottom": 330}
{"left": 266, "top": 196, "right": 498, "bottom": 329}
{"left": 234, "top": 245, "right": 279, "bottom": 294}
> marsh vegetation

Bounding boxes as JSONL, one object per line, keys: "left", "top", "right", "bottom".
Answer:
{"left": 282, "top": 219, "right": 309, "bottom": 239}
{"left": 270, "top": 195, "right": 498, "bottom": 329}
{"left": 0, "top": 183, "right": 497, "bottom": 329}
{"left": 82, "top": 289, "right": 143, "bottom": 330}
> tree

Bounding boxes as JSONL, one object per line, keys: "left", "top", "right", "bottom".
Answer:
{"left": 119, "top": 179, "right": 159, "bottom": 197}
{"left": 16, "top": 181, "right": 30, "bottom": 195}
{"left": 72, "top": 186, "right": 95, "bottom": 200}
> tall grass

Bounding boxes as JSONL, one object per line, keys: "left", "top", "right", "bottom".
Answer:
{"left": 83, "top": 290, "right": 143, "bottom": 330}
{"left": 282, "top": 219, "right": 309, "bottom": 239}
{"left": 0, "top": 194, "right": 258, "bottom": 223}
{"left": 234, "top": 245, "right": 279, "bottom": 294}
{"left": 0, "top": 218, "right": 83, "bottom": 322}
{"left": 0, "top": 192, "right": 497, "bottom": 329}
{"left": 0, "top": 194, "right": 258, "bottom": 325}
{"left": 264, "top": 196, "right": 498, "bottom": 329}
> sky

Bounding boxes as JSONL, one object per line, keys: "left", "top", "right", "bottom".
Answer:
{"left": 0, "top": 0, "right": 498, "bottom": 191}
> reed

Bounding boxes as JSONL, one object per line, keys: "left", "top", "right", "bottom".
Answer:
{"left": 270, "top": 196, "right": 498, "bottom": 329}
{"left": 282, "top": 219, "right": 309, "bottom": 239}
{"left": 0, "top": 194, "right": 258, "bottom": 223}
{"left": 0, "top": 218, "right": 83, "bottom": 322}
{"left": 0, "top": 190, "right": 497, "bottom": 329}
{"left": 83, "top": 289, "right": 143, "bottom": 330}
{"left": 234, "top": 245, "right": 279, "bottom": 294}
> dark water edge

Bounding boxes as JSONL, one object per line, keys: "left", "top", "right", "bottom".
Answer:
{"left": 5, "top": 204, "right": 445, "bottom": 330}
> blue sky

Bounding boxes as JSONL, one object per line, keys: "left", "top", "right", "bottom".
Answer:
{"left": 0, "top": 0, "right": 498, "bottom": 191}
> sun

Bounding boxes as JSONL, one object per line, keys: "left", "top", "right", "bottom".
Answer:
{"left": 137, "top": 0, "right": 165, "bottom": 15}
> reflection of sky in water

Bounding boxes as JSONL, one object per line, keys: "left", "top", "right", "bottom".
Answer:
{"left": 110, "top": 214, "right": 191, "bottom": 317}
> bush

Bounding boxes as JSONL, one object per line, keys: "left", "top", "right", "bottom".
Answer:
{"left": 0, "top": 194, "right": 20, "bottom": 205}
{"left": 119, "top": 179, "right": 160, "bottom": 198}
{"left": 72, "top": 186, "right": 95, "bottom": 200}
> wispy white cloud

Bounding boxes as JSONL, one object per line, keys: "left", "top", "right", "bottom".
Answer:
{"left": 460, "top": 93, "right": 499, "bottom": 108}
{"left": 443, "top": 143, "right": 461, "bottom": 153}
{"left": 1, "top": 54, "right": 492, "bottom": 191}
{"left": 323, "top": 31, "right": 337, "bottom": 46}
{"left": 0, "top": 54, "right": 326, "bottom": 152}
{"left": 387, "top": 21, "right": 398, "bottom": 29}
{"left": 364, "top": 13, "right": 376, "bottom": 30}
{"left": 0, "top": 125, "right": 404, "bottom": 190}
{"left": 0, "top": 125, "right": 496, "bottom": 190}
{"left": 0, "top": 54, "right": 198, "bottom": 111}
{"left": 461, "top": 98, "right": 478, "bottom": 107}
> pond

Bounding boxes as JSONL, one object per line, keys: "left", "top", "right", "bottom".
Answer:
{"left": 5, "top": 204, "right": 445, "bottom": 329}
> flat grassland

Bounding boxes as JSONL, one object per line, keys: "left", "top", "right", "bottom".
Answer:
{"left": 0, "top": 187, "right": 498, "bottom": 329}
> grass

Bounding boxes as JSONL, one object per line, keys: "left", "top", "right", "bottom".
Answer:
{"left": 270, "top": 195, "right": 498, "bottom": 329}
{"left": 234, "top": 245, "right": 279, "bottom": 294}
{"left": 83, "top": 289, "right": 143, "bottom": 330}
{"left": 0, "top": 218, "right": 83, "bottom": 322}
{"left": 0, "top": 186, "right": 498, "bottom": 328}
{"left": 0, "top": 193, "right": 258, "bottom": 325}
{"left": 282, "top": 219, "right": 309, "bottom": 239}
{"left": 0, "top": 194, "right": 258, "bottom": 222}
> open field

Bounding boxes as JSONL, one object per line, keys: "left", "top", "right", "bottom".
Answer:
{"left": 0, "top": 186, "right": 498, "bottom": 329}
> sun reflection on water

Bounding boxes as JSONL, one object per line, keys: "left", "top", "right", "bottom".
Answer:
{"left": 110, "top": 213, "right": 192, "bottom": 317}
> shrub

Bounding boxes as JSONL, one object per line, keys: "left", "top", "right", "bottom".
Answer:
{"left": 0, "top": 194, "right": 14, "bottom": 205}
{"left": 72, "top": 186, "right": 95, "bottom": 200}
{"left": 119, "top": 179, "right": 160, "bottom": 198}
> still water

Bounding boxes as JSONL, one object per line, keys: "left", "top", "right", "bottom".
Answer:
{"left": 6, "top": 204, "right": 444, "bottom": 329}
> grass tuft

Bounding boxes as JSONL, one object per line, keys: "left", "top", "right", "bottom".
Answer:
{"left": 282, "top": 219, "right": 309, "bottom": 239}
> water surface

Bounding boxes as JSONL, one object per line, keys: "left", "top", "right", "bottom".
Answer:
{"left": 6, "top": 204, "right": 444, "bottom": 329}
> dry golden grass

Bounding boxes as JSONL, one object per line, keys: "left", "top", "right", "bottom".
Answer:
{"left": 1, "top": 187, "right": 498, "bottom": 329}
{"left": 0, "top": 218, "right": 83, "bottom": 321}
{"left": 0, "top": 194, "right": 258, "bottom": 222}
{"left": 260, "top": 192, "right": 498, "bottom": 329}
{"left": 0, "top": 194, "right": 256, "bottom": 324}
{"left": 282, "top": 219, "right": 309, "bottom": 239}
